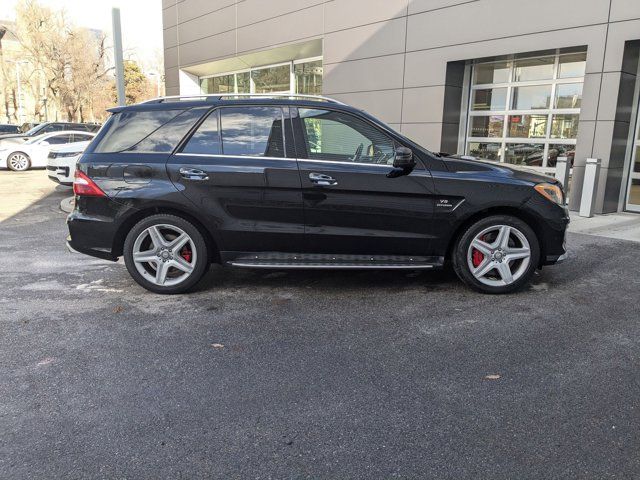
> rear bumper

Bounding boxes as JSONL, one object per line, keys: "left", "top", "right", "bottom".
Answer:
{"left": 66, "top": 198, "right": 123, "bottom": 261}
{"left": 66, "top": 236, "right": 118, "bottom": 261}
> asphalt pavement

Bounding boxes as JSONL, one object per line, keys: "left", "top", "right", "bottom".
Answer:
{"left": 1, "top": 171, "right": 639, "bottom": 479}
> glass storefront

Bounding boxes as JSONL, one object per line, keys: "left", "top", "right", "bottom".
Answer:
{"left": 466, "top": 49, "right": 585, "bottom": 169}
{"left": 199, "top": 58, "right": 322, "bottom": 96}
{"left": 625, "top": 118, "right": 640, "bottom": 212}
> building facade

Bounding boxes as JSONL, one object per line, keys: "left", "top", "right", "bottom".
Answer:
{"left": 162, "top": 0, "right": 640, "bottom": 213}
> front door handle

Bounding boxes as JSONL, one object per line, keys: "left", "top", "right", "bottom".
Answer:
{"left": 309, "top": 172, "right": 337, "bottom": 186}
{"left": 179, "top": 167, "right": 209, "bottom": 181}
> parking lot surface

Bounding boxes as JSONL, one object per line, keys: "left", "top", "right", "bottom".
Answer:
{"left": 1, "top": 171, "right": 639, "bottom": 479}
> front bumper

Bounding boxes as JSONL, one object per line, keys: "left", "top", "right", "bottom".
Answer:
{"left": 47, "top": 159, "right": 74, "bottom": 185}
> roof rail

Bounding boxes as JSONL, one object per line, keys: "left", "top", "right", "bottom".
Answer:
{"left": 140, "top": 93, "right": 346, "bottom": 105}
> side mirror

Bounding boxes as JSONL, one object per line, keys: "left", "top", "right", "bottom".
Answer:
{"left": 388, "top": 146, "right": 415, "bottom": 178}
{"left": 40, "top": 140, "right": 50, "bottom": 146}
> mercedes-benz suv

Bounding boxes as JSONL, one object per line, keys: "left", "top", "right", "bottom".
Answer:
{"left": 67, "top": 94, "right": 569, "bottom": 294}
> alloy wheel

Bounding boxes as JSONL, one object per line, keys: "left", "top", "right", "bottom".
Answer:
{"left": 132, "top": 224, "right": 197, "bottom": 287}
{"left": 8, "top": 153, "right": 29, "bottom": 171}
{"left": 467, "top": 225, "right": 531, "bottom": 287}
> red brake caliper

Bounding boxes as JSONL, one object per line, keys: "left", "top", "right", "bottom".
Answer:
{"left": 472, "top": 235, "right": 486, "bottom": 268}
{"left": 181, "top": 246, "right": 192, "bottom": 263}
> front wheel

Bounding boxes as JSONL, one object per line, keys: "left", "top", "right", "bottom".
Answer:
{"left": 452, "top": 215, "right": 540, "bottom": 294}
{"left": 123, "top": 214, "right": 209, "bottom": 294}
{"left": 7, "top": 152, "right": 31, "bottom": 171}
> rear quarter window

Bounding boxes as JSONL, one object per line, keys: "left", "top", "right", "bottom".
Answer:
{"left": 93, "top": 108, "right": 200, "bottom": 153}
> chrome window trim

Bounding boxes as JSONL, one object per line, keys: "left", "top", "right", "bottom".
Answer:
{"left": 175, "top": 153, "right": 290, "bottom": 161}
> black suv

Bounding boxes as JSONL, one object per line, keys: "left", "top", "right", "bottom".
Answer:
{"left": 67, "top": 95, "right": 568, "bottom": 294}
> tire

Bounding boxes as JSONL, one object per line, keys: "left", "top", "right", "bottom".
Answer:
{"left": 452, "top": 215, "right": 540, "bottom": 294}
{"left": 7, "top": 152, "right": 31, "bottom": 171}
{"left": 123, "top": 214, "right": 210, "bottom": 294}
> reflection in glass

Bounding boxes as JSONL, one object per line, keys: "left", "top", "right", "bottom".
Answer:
{"left": 132, "top": 108, "right": 209, "bottom": 153}
{"left": 634, "top": 146, "right": 640, "bottom": 173}
{"left": 551, "top": 114, "right": 579, "bottom": 139}
{"left": 469, "top": 115, "right": 504, "bottom": 137}
{"left": 508, "top": 114, "right": 547, "bottom": 138}
{"left": 220, "top": 107, "right": 285, "bottom": 157}
{"left": 471, "top": 88, "right": 507, "bottom": 111}
{"left": 559, "top": 52, "right": 587, "bottom": 78}
{"left": 94, "top": 109, "right": 184, "bottom": 153}
{"left": 511, "top": 85, "right": 551, "bottom": 110}
{"left": 513, "top": 56, "right": 554, "bottom": 81}
{"left": 182, "top": 111, "right": 221, "bottom": 155}
{"left": 546, "top": 144, "right": 575, "bottom": 167}
{"left": 200, "top": 72, "right": 250, "bottom": 94}
{"left": 555, "top": 83, "right": 582, "bottom": 108}
{"left": 298, "top": 108, "right": 395, "bottom": 164}
{"left": 473, "top": 61, "right": 510, "bottom": 84}
{"left": 236, "top": 72, "right": 250, "bottom": 93}
{"left": 252, "top": 65, "right": 291, "bottom": 93}
{"left": 468, "top": 142, "right": 501, "bottom": 161}
{"left": 629, "top": 178, "right": 640, "bottom": 206}
{"left": 505, "top": 143, "right": 545, "bottom": 166}
{"left": 295, "top": 60, "right": 323, "bottom": 94}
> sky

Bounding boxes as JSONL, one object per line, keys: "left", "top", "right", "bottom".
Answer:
{"left": 0, "top": 0, "right": 164, "bottom": 71}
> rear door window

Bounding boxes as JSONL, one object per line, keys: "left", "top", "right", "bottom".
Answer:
{"left": 181, "top": 110, "right": 221, "bottom": 155}
{"left": 220, "top": 106, "right": 285, "bottom": 157}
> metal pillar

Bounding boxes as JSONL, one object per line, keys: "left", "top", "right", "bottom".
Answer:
{"left": 579, "top": 158, "right": 601, "bottom": 218}
{"left": 112, "top": 8, "right": 126, "bottom": 106}
{"left": 554, "top": 156, "right": 571, "bottom": 192}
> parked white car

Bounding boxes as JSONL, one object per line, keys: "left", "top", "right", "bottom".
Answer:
{"left": 0, "top": 131, "right": 95, "bottom": 171}
{"left": 46, "top": 141, "right": 92, "bottom": 186}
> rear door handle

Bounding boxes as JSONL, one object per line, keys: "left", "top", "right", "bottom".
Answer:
{"left": 309, "top": 172, "right": 337, "bottom": 186}
{"left": 179, "top": 167, "right": 209, "bottom": 181}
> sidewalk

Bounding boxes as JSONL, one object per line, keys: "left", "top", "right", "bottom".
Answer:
{"left": 569, "top": 211, "right": 640, "bottom": 243}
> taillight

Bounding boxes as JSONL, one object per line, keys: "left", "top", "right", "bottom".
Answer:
{"left": 73, "top": 170, "right": 106, "bottom": 197}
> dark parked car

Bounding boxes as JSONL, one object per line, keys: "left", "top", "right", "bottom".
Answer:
{"left": 67, "top": 95, "right": 568, "bottom": 294}
{"left": 0, "top": 123, "right": 20, "bottom": 134}
{"left": 0, "top": 121, "right": 101, "bottom": 142}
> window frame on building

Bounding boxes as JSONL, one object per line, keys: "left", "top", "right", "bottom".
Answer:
{"left": 464, "top": 48, "right": 586, "bottom": 171}
{"left": 199, "top": 56, "right": 323, "bottom": 96}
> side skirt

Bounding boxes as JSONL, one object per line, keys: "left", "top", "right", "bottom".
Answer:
{"left": 221, "top": 251, "right": 444, "bottom": 270}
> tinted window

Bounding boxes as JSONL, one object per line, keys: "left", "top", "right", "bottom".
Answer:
{"left": 182, "top": 111, "right": 221, "bottom": 155}
{"left": 73, "top": 134, "right": 95, "bottom": 142}
{"left": 129, "top": 108, "right": 207, "bottom": 153}
{"left": 94, "top": 109, "right": 185, "bottom": 153}
{"left": 220, "top": 107, "right": 285, "bottom": 157}
{"left": 298, "top": 108, "right": 395, "bottom": 165}
{"left": 46, "top": 134, "right": 73, "bottom": 145}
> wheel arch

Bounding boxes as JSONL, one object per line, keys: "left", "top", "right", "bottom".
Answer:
{"left": 446, "top": 206, "right": 546, "bottom": 267}
{"left": 112, "top": 206, "right": 220, "bottom": 263}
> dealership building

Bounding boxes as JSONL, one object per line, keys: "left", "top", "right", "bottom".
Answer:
{"left": 162, "top": 0, "right": 640, "bottom": 214}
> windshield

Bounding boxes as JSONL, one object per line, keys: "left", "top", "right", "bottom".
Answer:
{"left": 25, "top": 124, "right": 46, "bottom": 136}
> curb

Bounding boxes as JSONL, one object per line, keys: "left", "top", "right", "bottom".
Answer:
{"left": 60, "top": 196, "right": 75, "bottom": 214}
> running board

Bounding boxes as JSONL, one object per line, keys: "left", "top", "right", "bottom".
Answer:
{"left": 222, "top": 252, "right": 443, "bottom": 270}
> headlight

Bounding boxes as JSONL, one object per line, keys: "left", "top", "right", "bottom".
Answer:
{"left": 534, "top": 183, "right": 564, "bottom": 205}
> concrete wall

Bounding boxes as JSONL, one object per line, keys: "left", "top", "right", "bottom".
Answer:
{"left": 162, "top": 0, "right": 640, "bottom": 213}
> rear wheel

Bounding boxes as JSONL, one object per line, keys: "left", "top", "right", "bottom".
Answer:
{"left": 123, "top": 214, "right": 209, "bottom": 294}
{"left": 452, "top": 215, "right": 539, "bottom": 294}
{"left": 7, "top": 152, "right": 31, "bottom": 171}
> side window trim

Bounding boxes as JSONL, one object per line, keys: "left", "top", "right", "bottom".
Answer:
{"left": 291, "top": 106, "right": 398, "bottom": 167}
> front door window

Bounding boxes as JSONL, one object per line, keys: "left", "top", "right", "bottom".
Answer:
{"left": 297, "top": 108, "right": 395, "bottom": 165}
